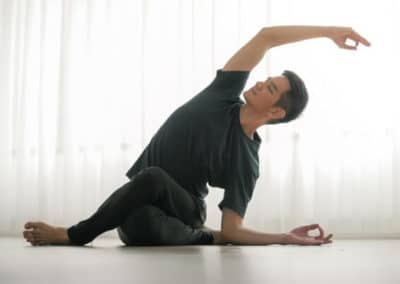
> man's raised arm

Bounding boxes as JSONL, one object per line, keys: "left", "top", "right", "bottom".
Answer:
{"left": 223, "top": 25, "right": 370, "bottom": 72}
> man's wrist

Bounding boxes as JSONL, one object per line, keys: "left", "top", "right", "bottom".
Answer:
{"left": 265, "top": 232, "right": 290, "bottom": 245}
{"left": 324, "top": 26, "right": 352, "bottom": 40}
{"left": 280, "top": 233, "right": 290, "bottom": 245}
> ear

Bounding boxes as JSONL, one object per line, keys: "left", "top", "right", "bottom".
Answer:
{"left": 267, "top": 107, "right": 286, "bottom": 121}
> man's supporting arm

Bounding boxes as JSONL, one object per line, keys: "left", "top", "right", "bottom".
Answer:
{"left": 223, "top": 226, "right": 288, "bottom": 245}
{"left": 220, "top": 208, "right": 333, "bottom": 246}
{"left": 220, "top": 208, "right": 287, "bottom": 245}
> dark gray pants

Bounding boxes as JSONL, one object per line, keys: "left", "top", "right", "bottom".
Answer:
{"left": 66, "top": 167, "right": 213, "bottom": 246}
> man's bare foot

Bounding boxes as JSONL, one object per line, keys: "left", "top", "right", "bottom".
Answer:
{"left": 23, "top": 221, "right": 71, "bottom": 246}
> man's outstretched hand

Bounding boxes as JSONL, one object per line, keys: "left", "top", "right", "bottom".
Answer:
{"left": 284, "top": 224, "right": 333, "bottom": 245}
{"left": 329, "top": 27, "right": 371, "bottom": 50}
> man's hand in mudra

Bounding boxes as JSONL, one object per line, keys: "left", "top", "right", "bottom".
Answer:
{"left": 285, "top": 224, "right": 333, "bottom": 245}
{"left": 329, "top": 27, "right": 371, "bottom": 50}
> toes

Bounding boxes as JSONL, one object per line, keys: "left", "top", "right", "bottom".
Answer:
{"left": 24, "top": 236, "right": 36, "bottom": 245}
{"left": 28, "top": 236, "right": 41, "bottom": 246}
{"left": 24, "top": 222, "right": 32, "bottom": 229}
{"left": 23, "top": 230, "right": 42, "bottom": 244}
{"left": 25, "top": 221, "right": 47, "bottom": 229}
{"left": 23, "top": 231, "right": 33, "bottom": 240}
{"left": 25, "top": 222, "right": 37, "bottom": 229}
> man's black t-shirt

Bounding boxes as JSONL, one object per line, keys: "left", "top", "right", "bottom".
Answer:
{"left": 126, "top": 70, "right": 261, "bottom": 218}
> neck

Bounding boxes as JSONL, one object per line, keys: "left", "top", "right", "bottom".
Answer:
{"left": 239, "top": 104, "right": 267, "bottom": 140}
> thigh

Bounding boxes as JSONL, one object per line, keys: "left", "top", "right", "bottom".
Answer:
{"left": 117, "top": 205, "right": 213, "bottom": 246}
{"left": 135, "top": 167, "right": 202, "bottom": 227}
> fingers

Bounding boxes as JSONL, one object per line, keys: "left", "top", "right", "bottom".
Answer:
{"left": 324, "top": 233, "right": 333, "bottom": 242}
{"left": 342, "top": 31, "right": 371, "bottom": 50}
{"left": 351, "top": 31, "right": 371, "bottom": 47}
{"left": 304, "top": 224, "right": 325, "bottom": 235}
{"left": 316, "top": 224, "right": 324, "bottom": 239}
{"left": 290, "top": 224, "right": 333, "bottom": 243}
{"left": 314, "top": 226, "right": 334, "bottom": 242}
{"left": 302, "top": 237, "right": 325, "bottom": 246}
{"left": 315, "top": 233, "right": 333, "bottom": 245}
{"left": 304, "top": 224, "right": 320, "bottom": 230}
{"left": 337, "top": 38, "right": 357, "bottom": 50}
{"left": 295, "top": 224, "right": 321, "bottom": 236}
{"left": 334, "top": 28, "right": 371, "bottom": 50}
{"left": 341, "top": 44, "right": 357, "bottom": 50}
{"left": 287, "top": 232, "right": 333, "bottom": 246}
{"left": 306, "top": 224, "right": 332, "bottom": 242}
{"left": 310, "top": 235, "right": 333, "bottom": 245}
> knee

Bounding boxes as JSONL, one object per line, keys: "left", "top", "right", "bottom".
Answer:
{"left": 120, "top": 206, "right": 164, "bottom": 242}
{"left": 139, "top": 166, "right": 165, "bottom": 176}
{"left": 136, "top": 166, "right": 166, "bottom": 182}
{"left": 134, "top": 166, "right": 167, "bottom": 189}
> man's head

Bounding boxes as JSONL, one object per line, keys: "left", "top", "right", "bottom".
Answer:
{"left": 243, "top": 70, "right": 309, "bottom": 124}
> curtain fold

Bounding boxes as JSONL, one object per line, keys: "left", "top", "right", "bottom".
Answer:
{"left": 0, "top": 0, "right": 399, "bottom": 238}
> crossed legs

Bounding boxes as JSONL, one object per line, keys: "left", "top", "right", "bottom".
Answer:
{"left": 23, "top": 167, "right": 214, "bottom": 246}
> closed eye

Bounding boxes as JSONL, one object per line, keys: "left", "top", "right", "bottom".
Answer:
{"left": 266, "top": 77, "right": 279, "bottom": 93}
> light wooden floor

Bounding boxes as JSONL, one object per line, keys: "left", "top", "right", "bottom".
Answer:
{"left": 1, "top": 237, "right": 399, "bottom": 284}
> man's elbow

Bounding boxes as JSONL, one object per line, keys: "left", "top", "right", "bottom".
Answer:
{"left": 221, "top": 229, "right": 239, "bottom": 244}
{"left": 260, "top": 26, "right": 279, "bottom": 49}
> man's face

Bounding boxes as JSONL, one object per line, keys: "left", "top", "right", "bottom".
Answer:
{"left": 243, "top": 75, "right": 291, "bottom": 113}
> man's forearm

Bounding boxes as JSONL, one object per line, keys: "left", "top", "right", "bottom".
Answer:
{"left": 262, "top": 25, "right": 333, "bottom": 49}
{"left": 222, "top": 226, "right": 288, "bottom": 245}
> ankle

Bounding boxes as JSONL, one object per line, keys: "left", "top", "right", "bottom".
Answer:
{"left": 56, "top": 227, "right": 71, "bottom": 243}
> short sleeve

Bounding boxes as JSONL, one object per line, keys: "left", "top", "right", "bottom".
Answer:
{"left": 186, "top": 70, "right": 250, "bottom": 108}
{"left": 218, "top": 169, "right": 257, "bottom": 218}
{"left": 217, "top": 115, "right": 260, "bottom": 218}
{"left": 218, "top": 188, "right": 251, "bottom": 218}
{"left": 210, "top": 69, "right": 250, "bottom": 93}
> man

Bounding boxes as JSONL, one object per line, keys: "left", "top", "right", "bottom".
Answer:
{"left": 23, "top": 26, "right": 370, "bottom": 246}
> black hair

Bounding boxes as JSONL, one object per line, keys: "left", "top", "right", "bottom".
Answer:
{"left": 267, "top": 70, "right": 309, "bottom": 125}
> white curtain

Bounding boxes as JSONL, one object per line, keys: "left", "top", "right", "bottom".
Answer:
{"left": 0, "top": 0, "right": 399, "bottom": 238}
